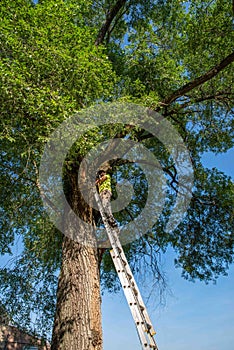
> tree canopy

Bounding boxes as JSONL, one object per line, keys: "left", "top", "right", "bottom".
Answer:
{"left": 0, "top": 0, "right": 233, "bottom": 340}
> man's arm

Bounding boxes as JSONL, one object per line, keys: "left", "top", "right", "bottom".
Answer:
{"left": 95, "top": 175, "right": 107, "bottom": 185}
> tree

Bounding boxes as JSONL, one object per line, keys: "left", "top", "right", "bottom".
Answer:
{"left": 0, "top": 0, "right": 233, "bottom": 349}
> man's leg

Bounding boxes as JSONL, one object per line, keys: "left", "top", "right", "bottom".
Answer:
{"left": 100, "top": 190, "right": 117, "bottom": 227}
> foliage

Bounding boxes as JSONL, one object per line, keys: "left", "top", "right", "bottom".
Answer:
{"left": 0, "top": 0, "right": 233, "bottom": 338}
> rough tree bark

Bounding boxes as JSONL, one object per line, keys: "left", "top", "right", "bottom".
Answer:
{"left": 51, "top": 238, "right": 102, "bottom": 350}
{"left": 51, "top": 169, "right": 103, "bottom": 350}
{"left": 50, "top": 4, "right": 234, "bottom": 350}
{"left": 51, "top": 1, "right": 129, "bottom": 347}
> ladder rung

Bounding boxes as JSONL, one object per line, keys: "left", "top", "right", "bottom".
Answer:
{"left": 144, "top": 323, "right": 152, "bottom": 332}
{"left": 146, "top": 323, "right": 151, "bottom": 330}
{"left": 117, "top": 269, "right": 125, "bottom": 273}
{"left": 143, "top": 322, "right": 157, "bottom": 336}
{"left": 93, "top": 190, "right": 158, "bottom": 350}
{"left": 127, "top": 273, "right": 132, "bottom": 279}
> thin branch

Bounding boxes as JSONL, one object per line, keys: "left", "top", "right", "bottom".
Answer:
{"left": 106, "top": 4, "right": 131, "bottom": 43}
{"left": 160, "top": 52, "right": 234, "bottom": 106}
{"left": 165, "top": 91, "right": 234, "bottom": 117}
{"left": 95, "top": 0, "right": 127, "bottom": 46}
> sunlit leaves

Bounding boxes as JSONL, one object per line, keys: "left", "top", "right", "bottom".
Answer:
{"left": 173, "top": 167, "right": 234, "bottom": 282}
{"left": 0, "top": 0, "right": 233, "bottom": 339}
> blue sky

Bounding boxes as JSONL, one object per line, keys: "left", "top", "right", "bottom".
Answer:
{"left": 102, "top": 148, "right": 234, "bottom": 350}
{"left": 102, "top": 250, "right": 234, "bottom": 350}
{"left": 0, "top": 149, "right": 233, "bottom": 349}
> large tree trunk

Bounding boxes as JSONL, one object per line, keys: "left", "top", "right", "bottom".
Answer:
{"left": 51, "top": 169, "right": 103, "bottom": 350}
{"left": 51, "top": 237, "right": 102, "bottom": 350}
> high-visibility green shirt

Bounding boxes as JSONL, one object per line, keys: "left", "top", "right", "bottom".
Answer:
{"left": 98, "top": 174, "right": 111, "bottom": 193}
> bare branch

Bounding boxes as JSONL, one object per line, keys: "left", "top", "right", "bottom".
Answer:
{"left": 165, "top": 91, "right": 234, "bottom": 117}
{"left": 95, "top": 0, "right": 127, "bottom": 46}
{"left": 106, "top": 5, "right": 131, "bottom": 43}
{"left": 160, "top": 52, "right": 234, "bottom": 106}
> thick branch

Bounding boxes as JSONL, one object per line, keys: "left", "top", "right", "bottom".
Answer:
{"left": 95, "top": 0, "right": 127, "bottom": 46}
{"left": 161, "top": 52, "right": 234, "bottom": 106}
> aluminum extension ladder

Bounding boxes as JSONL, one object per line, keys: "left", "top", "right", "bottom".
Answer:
{"left": 94, "top": 190, "right": 158, "bottom": 350}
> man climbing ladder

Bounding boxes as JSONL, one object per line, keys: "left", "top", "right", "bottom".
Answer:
{"left": 93, "top": 176, "right": 159, "bottom": 350}
{"left": 95, "top": 169, "right": 117, "bottom": 227}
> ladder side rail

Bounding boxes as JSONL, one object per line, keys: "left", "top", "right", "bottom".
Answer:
{"left": 110, "top": 249, "right": 147, "bottom": 326}
{"left": 94, "top": 190, "right": 152, "bottom": 339}
{"left": 94, "top": 191, "right": 121, "bottom": 248}
{"left": 110, "top": 249, "right": 158, "bottom": 350}
{"left": 94, "top": 189, "right": 158, "bottom": 349}
{"left": 93, "top": 191, "right": 134, "bottom": 270}
{"left": 120, "top": 262, "right": 156, "bottom": 335}
{"left": 111, "top": 234, "right": 157, "bottom": 337}
{"left": 110, "top": 249, "right": 153, "bottom": 350}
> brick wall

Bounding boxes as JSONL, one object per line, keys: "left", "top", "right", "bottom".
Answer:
{"left": 0, "top": 324, "right": 50, "bottom": 350}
